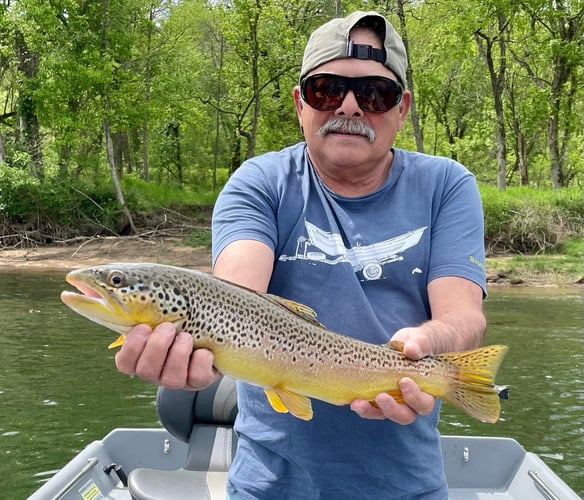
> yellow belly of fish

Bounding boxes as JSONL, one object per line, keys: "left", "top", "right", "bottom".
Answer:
{"left": 208, "top": 342, "right": 449, "bottom": 420}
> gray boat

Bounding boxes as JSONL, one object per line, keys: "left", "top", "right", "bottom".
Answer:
{"left": 29, "top": 376, "right": 580, "bottom": 500}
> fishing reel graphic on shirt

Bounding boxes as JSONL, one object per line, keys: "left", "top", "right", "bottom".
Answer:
{"left": 361, "top": 262, "right": 384, "bottom": 281}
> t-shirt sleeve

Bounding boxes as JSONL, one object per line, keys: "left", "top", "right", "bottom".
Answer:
{"left": 427, "top": 168, "right": 487, "bottom": 296}
{"left": 211, "top": 161, "right": 279, "bottom": 266}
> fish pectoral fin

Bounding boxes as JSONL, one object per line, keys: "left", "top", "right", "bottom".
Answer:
{"left": 264, "top": 387, "right": 313, "bottom": 421}
{"left": 387, "top": 340, "right": 405, "bottom": 352}
{"left": 108, "top": 334, "right": 126, "bottom": 349}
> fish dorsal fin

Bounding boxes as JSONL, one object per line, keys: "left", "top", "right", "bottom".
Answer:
{"left": 209, "top": 273, "right": 322, "bottom": 326}
{"left": 264, "top": 387, "right": 313, "bottom": 421}
{"left": 264, "top": 294, "right": 323, "bottom": 326}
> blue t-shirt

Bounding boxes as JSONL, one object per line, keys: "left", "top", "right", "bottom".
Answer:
{"left": 212, "top": 143, "right": 486, "bottom": 499}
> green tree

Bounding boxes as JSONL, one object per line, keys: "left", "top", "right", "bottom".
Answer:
{"left": 514, "top": 0, "right": 584, "bottom": 188}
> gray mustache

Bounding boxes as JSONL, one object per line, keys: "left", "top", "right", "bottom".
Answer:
{"left": 317, "top": 118, "right": 376, "bottom": 143}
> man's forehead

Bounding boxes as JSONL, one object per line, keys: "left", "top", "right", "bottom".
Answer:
{"left": 350, "top": 25, "right": 383, "bottom": 46}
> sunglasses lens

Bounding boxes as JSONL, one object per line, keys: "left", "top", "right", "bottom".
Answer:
{"left": 301, "top": 75, "right": 402, "bottom": 113}
{"left": 356, "top": 80, "right": 401, "bottom": 113}
{"left": 302, "top": 76, "right": 347, "bottom": 111}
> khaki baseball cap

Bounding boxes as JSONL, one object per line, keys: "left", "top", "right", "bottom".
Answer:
{"left": 299, "top": 11, "right": 408, "bottom": 87}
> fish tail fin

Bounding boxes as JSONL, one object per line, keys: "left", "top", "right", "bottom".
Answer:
{"left": 439, "top": 345, "right": 508, "bottom": 423}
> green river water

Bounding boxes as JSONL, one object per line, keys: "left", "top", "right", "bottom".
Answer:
{"left": 0, "top": 272, "right": 582, "bottom": 498}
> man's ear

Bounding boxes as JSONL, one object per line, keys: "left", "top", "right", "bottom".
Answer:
{"left": 293, "top": 86, "right": 304, "bottom": 118}
{"left": 397, "top": 90, "right": 411, "bottom": 131}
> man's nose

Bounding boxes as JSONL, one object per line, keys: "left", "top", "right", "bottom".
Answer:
{"left": 335, "top": 90, "right": 363, "bottom": 117}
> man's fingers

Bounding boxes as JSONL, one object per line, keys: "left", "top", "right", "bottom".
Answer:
{"left": 187, "top": 348, "right": 220, "bottom": 390}
{"left": 398, "top": 378, "right": 434, "bottom": 416}
{"left": 158, "top": 332, "right": 194, "bottom": 389}
{"left": 133, "top": 322, "right": 176, "bottom": 382}
{"left": 351, "top": 378, "right": 435, "bottom": 425}
{"left": 374, "top": 392, "right": 418, "bottom": 425}
{"left": 350, "top": 399, "right": 386, "bottom": 420}
{"left": 114, "top": 324, "right": 152, "bottom": 375}
{"left": 114, "top": 322, "right": 218, "bottom": 391}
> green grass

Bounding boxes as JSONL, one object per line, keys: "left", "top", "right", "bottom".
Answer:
{"left": 182, "top": 228, "right": 212, "bottom": 247}
{"left": 122, "top": 176, "right": 219, "bottom": 210}
{"left": 486, "top": 237, "right": 583, "bottom": 285}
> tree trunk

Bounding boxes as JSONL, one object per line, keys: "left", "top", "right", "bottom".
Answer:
{"left": 475, "top": 15, "right": 509, "bottom": 190}
{"left": 548, "top": 20, "right": 571, "bottom": 189}
{"left": 245, "top": 5, "right": 261, "bottom": 160}
{"left": 548, "top": 48, "right": 568, "bottom": 188}
{"left": 507, "top": 76, "right": 528, "bottom": 186}
{"left": 212, "top": 35, "right": 225, "bottom": 191}
{"left": 14, "top": 30, "right": 43, "bottom": 180}
{"left": 0, "top": 130, "right": 5, "bottom": 163}
{"left": 396, "top": 0, "right": 424, "bottom": 153}
{"left": 518, "top": 132, "right": 528, "bottom": 186}
{"left": 104, "top": 119, "right": 136, "bottom": 234}
{"left": 100, "top": 0, "right": 135, "bottom": 234}
{"left": 141, "top": 4, "right": 155, "bottom": 182}
{"left": 230, "top": 128, "right": 241, "bottom": 174}
{"left": 113, "top": 130, "right": 124, "bottom": 176}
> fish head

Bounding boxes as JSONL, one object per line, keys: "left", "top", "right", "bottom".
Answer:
{"left": 61, "top": 263, "right": 190, "bottom": 347}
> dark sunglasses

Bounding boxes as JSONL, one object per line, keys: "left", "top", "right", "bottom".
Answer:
{"left": 300, "top": 73, "right": 403, "bottom": 114}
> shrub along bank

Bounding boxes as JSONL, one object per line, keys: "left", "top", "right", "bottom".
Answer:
{"left": 0, "top": 174, "right": 582, "bottom": 257}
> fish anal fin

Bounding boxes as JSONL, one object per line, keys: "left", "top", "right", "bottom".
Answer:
{"left": 265, "top": 295, "right": 323, "bottom": 327}
{"left": 264, "top": 387, "right": 313, "bottom": 421}
{"left": 108, "top": 334, "right": 126, "bottom": 349}
{"left": 368, "top": 389, "right": 406, "bottom": 408}
{"left": 387, "top": 389, "right": 405, "bottom": 404}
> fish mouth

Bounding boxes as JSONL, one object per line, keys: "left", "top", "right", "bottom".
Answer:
{"left": 61, "top": 273, "right": 135, "bottom": 335}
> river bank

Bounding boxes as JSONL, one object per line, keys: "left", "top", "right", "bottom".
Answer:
{"left": 0, "top": 236, "right": 213, "bottom": 272}
{"left": 0, "top": 235, "right": 582, "bottom": 287}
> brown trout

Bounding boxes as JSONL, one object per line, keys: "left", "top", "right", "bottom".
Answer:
{"left": 61, "top": 263, "right": 508, "bottom": 423}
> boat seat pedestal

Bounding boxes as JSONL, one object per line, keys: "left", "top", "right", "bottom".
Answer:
{"left": 128, "top": 377, "right": 238, "bottom": 500}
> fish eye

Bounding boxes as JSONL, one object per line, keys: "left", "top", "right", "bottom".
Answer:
{"left": 107, "top": 271, "right": 127, "bottom": 288}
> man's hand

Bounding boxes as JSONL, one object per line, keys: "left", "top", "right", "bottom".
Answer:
{"left": 115, "top": 322, "right": 220, "bottom": 391}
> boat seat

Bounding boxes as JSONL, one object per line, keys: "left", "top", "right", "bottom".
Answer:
{"left": 128, "top": 376, "right": 238, "bottom": 500}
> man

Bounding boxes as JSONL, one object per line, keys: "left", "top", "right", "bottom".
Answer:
{"left": 116, "top": 11, "right": 487, "bottom": 499}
